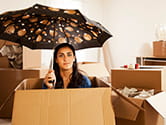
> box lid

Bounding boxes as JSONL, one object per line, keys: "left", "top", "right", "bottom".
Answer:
{"left": 146, "top": 91, "right": 166, "bottom": 118}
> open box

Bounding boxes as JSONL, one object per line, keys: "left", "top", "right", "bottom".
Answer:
{"left": 111, "top": 68, "right": 166, "bottom": 125}
{"left": 11, "top": 77, "right": 115, "bottom": 125}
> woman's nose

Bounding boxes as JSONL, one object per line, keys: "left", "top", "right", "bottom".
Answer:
{"left": 63, "top": 55, "right": 67, "bottom": 61}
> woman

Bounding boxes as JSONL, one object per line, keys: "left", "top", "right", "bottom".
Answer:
{"left": 43, "top": 43, "right": 92, "bottom": 89}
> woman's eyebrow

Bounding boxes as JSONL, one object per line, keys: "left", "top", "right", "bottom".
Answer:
{"left": 57, "top": 52, "right": 64, "bottom": 55}
{"left": 58, "top": 51, "right": 72, "bottom": 55}
{"left": 67, "top": 52, "right": 72, "bottom": 54}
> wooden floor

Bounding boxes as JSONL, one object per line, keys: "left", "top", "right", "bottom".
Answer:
{"left": 0, "top": 119, "right": 11, "bottom": 125}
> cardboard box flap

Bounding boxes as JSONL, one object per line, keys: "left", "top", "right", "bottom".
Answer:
{"left": 15, "top": 78, "right": 43, "bottom": 90}
{"left": 12, "top": 88, "right": 115, "bottom": 125}
{"left": 112, "top": 91, "right": 144, "bottom": 121}
{"left": 146, "top": 91, "right": 166, "bottom": 118}
{"left": 16, "top": 77, "right": 110, "bottom": 90}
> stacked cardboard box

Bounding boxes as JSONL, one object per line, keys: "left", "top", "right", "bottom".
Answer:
{"left": 111, "top": 68, "right": 166, "bottom": 125}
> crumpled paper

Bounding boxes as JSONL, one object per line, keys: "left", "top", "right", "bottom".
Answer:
{"left": 117, "top": 86, "right": 154, "bottom": 99}
{"left": 0, "top": 45, "right": 22, "bottom": 69}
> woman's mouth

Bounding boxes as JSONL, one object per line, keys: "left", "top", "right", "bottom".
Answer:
{"left": 63, "top": 63, "right": 70, "bottom": 65}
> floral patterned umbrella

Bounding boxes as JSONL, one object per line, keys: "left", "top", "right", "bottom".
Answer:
{"left": 0, "top": 4, "right": 112, "bottom": 50}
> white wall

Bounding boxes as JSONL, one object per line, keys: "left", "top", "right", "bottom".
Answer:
{"left": 103, "top": 0, "right": 166, "bottom": 68}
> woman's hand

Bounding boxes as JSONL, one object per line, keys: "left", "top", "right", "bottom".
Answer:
{"left": 44, "top": 70, "right": 56, "bottom": 89}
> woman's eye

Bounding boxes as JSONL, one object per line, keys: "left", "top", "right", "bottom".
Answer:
{"left": 67, "top": 53, "right": 72, "bottom": 56}
{"left": 58, "top": 54, "right": 64, "bottom": 57}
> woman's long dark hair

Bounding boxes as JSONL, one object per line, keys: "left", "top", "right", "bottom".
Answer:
{"left": 53, "top": 43, "right": 84, "bottom": 88}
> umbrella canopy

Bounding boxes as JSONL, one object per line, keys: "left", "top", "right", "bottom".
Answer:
{"left": 0, "top": 4, "right": 112, "bottom": 50}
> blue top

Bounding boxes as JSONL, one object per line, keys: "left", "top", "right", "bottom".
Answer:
{"left": 42, "top": 75, "right": 91, "bottom": 89}
{"left": 78, "top": 75, "right": 92, "bottom": 88}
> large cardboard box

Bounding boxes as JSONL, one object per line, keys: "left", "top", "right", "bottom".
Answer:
{"left": 0, "top": 69, "right": 43, "bottom": 118}
{"left": 111, "top": 68, "right": 166, "bottom": 125}
{"left": 11, "top": 78, "right": 115, "bottom": 125}
{"left": 153, "top": 41, "right": 166, "bottom": 57}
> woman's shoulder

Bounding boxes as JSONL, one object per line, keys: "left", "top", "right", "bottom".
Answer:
{"left": 82, "top": 74, "right": 89, "bottom": 79}
{"left": 82, "top": 75, "right": 91, "bottom": 82}
{"left": 80, "top": 75, "right": 92, "bottom": 88}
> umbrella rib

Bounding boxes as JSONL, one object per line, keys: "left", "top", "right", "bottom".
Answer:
{"left": 59, "top": 20, "right": 70, "bottom": 43}
{"left": 53, "top": 17, "right": 58, "bottom": 45}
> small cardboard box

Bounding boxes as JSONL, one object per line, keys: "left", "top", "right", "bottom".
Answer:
{"left": 111, "top": 68, "right": 166, "bottom": 125}
{"left": 0, "top": 56, "right": 9, "bottom": 68}
{"left": 153, "top": 41, "right": 166, "bottom": 57}
{"left": 0, "top": 69, "right": 43, "bottom": 118}
{"left": 11, "top": 77, "right": 115, "bottom": 125}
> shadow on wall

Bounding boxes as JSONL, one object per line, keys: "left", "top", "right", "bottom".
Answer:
{"left": 139, "top": 43, "right": 152, "bottom": 56}
{"left": 103, "top": 41, "right": 113, "bottom": 72}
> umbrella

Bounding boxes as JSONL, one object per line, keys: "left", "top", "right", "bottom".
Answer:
{"left": 0, "top": 4, "right": 112, "bottom": 50}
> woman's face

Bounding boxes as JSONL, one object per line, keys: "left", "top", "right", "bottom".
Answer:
{"left": 55, "top": 47, "right": 75, "bottom": 70}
